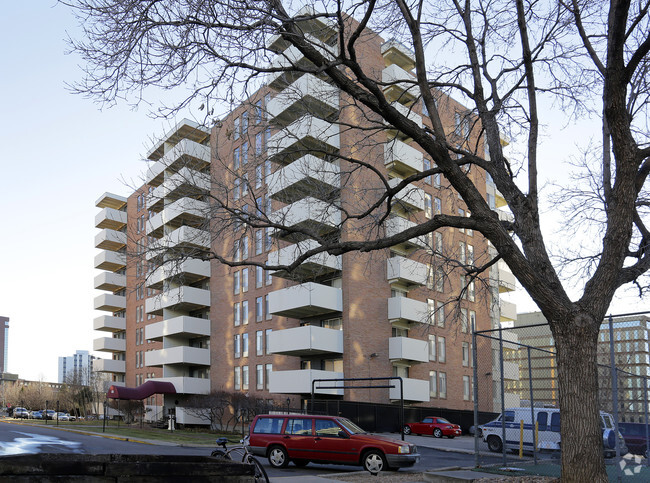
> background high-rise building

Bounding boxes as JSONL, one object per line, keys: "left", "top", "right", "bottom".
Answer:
{"left": 0, "top": 316, "right": 9, "bottom": 374}
{"left": 58, "top": 350, "right": 96, "bottom": 385}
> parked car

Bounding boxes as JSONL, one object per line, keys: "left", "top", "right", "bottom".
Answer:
{"left": 248, "top": 414, "right": 420, "bottom": 473}
{"left": 56, "top": 413, "right": 70, "bottom": 421}
{"left": 68, "top": 414, "right": 77, "bottom": 421}
{"left": 30, "top": 411, "right": 43, "bottom": 420}
{"left": 13, "top": 407, "right": 29, "bottom": 419}
{"left": 619, "top": 422, "right": 649, "bottom": 456}
{"left": 42, "top": 410, "right": 56, "bottom": 420}
{"left": 403, "top": 417, "right": 462, "bottom": 438}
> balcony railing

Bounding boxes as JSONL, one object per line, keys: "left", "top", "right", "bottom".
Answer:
{"left": 389, "top": 377, "right": 430, "bottom": 403}
{"left": 268, "top": 74, "right": 339, "bottom": 127}
{"left": 388, "top": 178, "right": 425, "bottom": 214}
{"left": 384, "top": 139, "right": 423, "bottom": 178}
{"left": 145, "top": 315, "right": 211, "bottom": 341}
{"left": 268, "top": 325, "right": 343, "bottom": 356}
{"left": 267, "top": 116, "right": 340, "bottom": 165}
{"left": 146, "top": 197, "right": 208, "bottom": 237}
{"left": 381, "top": 40, "right": 416, "bottom": 71}
{"left": 500, "top": 300, "right": 517, "bottom": 322}
{"left": 388, "top": 337, "right": 429, "bottom": 363}
{"left": 93, "top": 337, "right": 126, "bottom": 353}
{"left": 146, "top": 258, "right": 210, "bottom": 290}
{"left": 385, "top": 216, "right": 427, "bottom": 255}
{"left": 147, "top": 226, "right": 210, "bottom": 260}
{"left": 270, "top": 197, "right": 341, "bottom": 237}
{"left": 387, "top": 296, "right": 429, "bottom": 325}
{"left": 386, "top": 256, "right": 428, "bottom": 289}
{"left": 268, "top": 282, "right": 342, "bottom": 318}
{"left": 94, "top": 250, "right": 126, "bottom": 271}
{"left": 382, "top": 64, "right": 420, "bottom": 104}
{"left": 267, "top": 154, "right": 340, "bottom": 204}
{"left": 269, "top": 369, "right": 344, "bottom": 395}
{"left": 94, "top": 229, "right": 127, "bottom": 251}
{"left": 93, "top": 315, "right": 126, "bottom": 332}
{"left": 145, "top": 346, "right": 210, "bottom": 367}
{"left": 94, "top": 358, "right": 126, "bottom": 374}
{"left": 95, "top": 207, "right": 127, "bottom": 230}
{"left": 94, "top": 293, "right": 127, "bottom": 312}
{"left": 149, "top": 376, "right": 210, "bottom": 395}
{"left": 267, "top": 239, "right": 341, "bottom": 280}
{"left": 145, "top": 286, "right": 211, "bottom": 315}
{"left": 267, "top": 35, "right": 339, "bottom": 89}
{"left": 145, "top": 139, "right": 211, "bottom": 187}
{"left": 148, "top": 167, "right": 210, "bottom": 211}
{"left": 496, "top": 260, "right": 516, "bottom": 293}
{"left": 95, "top": 192, "right": 127, "bottom": 210}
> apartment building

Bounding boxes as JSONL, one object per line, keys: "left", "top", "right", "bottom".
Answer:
{"left": 92, "top": 11, "right": 516, "bottom": 423}
{"left": 0, "top": 316, "right": 8, "bottom": 374}
{"left": 58, "top": 350, "right": 96, "bottom": 385}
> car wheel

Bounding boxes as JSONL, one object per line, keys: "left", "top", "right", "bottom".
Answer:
{"left": 487, "top": 435, "right": 503, "bottom": 453}
{"left": 433, "top": 428, "right": 443, "bottom": 438}
{"left": 362, "top": 450, "right": 386, "bottom": 474}
{"left": 293, "top": 459, "right": 309, "bottom": 467}
{"left": 267, "top": 446, "right": 289, "bottom": 468}
{"left": 403, "top": 425, "right": 411, "bottom": 435}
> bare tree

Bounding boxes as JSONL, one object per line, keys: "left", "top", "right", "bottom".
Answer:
{"left": 65, "top": 1, "right": 650, "bottom": 480}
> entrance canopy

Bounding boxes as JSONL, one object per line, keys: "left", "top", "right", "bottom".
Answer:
{"left": 107, "top": 380, "right": 176, "bottom": 400}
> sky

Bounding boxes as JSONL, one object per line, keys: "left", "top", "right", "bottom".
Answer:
{"left": 1, "top": 2, "right": 648, "bottom": 383}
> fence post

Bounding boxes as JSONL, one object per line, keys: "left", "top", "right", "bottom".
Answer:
{"left": 527, "top": 346, "right": 537, "bottom": 465}
{"left": 644, "top": 376, "right": 649, "bottom": 467}
{"left": 499, "top": 325, "right": 507, "bottom": 467}
{"left": 472, "top": 322, "right": 479, "bottom": 468}
{"left": 608, "top": 315, "right": 622, "bottom": 482}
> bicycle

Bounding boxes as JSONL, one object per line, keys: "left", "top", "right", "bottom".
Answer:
{"left": 211, "top": 435, "right": 269, "bottom": 483}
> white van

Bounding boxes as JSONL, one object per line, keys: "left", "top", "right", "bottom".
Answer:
{"left": 480, "top": 407, "right": 627, "bottom": 458}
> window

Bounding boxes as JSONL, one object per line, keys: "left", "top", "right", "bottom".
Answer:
{"left": 256, "top": 296, "right": 263, "bottom": 321}
{"left": 233, "top": 117, "right": 240, "bottom": 140}
{"left": 427, "top": 266, "right": 434, "bottom": 290}
{"left": 265, "top": 329, "right": 272, "bottom": 354}
{"left": 234, "top": 334, "right": 241, "bottom": 358}
{"left": 265, "top": 364, "right": 272, "bottom": 390}
{"left": 234, "top": 147, "right": 240, "bottom": 169}
{"left": 423, "top": 158, "right": 431, "bottom": 185}
{"left": 537, "top": 412, "right": 548, "bottom": 431}
{"left": 435, "top": 267, "right": 444, "bottom": 292}
{"left": 551, "top": 413, "right": 561, "bottom": 432}
{"left": 265, "top": 294, "right": 272, "bottom": 319}
{"left": 459, "top": 242, "right": 466, "bottom": 264}
{"left": 429, "top": 371, "right": 437, "bottom": 397}
{"left": 235, "top": 367, "right": 241, "bottom": 390}
{"left": 256, "top": 364, "right": 264, "bottom": 390}
{"left": 428, "top": 299, "right": 435, "bottom": 324}
{"left": 439, "top": 372, "right": 447, "bottom": 398}
{"left": 256, "top": 331, "right": 263, "bottom": 356}
{"left": 255, "top": 165, "right": 263, "bottom": 189}
{"left": 264, "top": 127, "right": 271, "bottom": 151}
{"left": 438, "top": 337, "right": 446, "bottom": 363}
{"left": 462, "top": 342, "right": 469, "bottom": 366}
{"left": 242, "top": 365, "right": 249, "bottom": 390}
{"left": 458, "top": 208, "right": 465, "bottom": 233}
{"left": 435, "top": 232, "right": 443, "bottom": 253}
{"left": 428, "top": 335, "right": 436, "bottom": 361}
{"left": 255, "top": 230, "right": 263, "bottom": 255}
{"left": 264, "top": 158, "right": 272, "bottom": 184}
{"left": 234, "top": 303, "right": 241, "bottom": 326}
{"left": 242, "top": 268, "right": 249, "bottom": 292}
{"left": 265, "top": 227, "right": 273, "bottom": 251}
{"left": 242, "top": 300, "right": 249, "bottom": 325}
{"left": 466, "top": 211, "right": 473, "bottom": 236}
{"left": 242, "top": 173, "right": 249, "bottom": 196}
{"left": 467, "top": 244, "right": 474, "bottom": 264}
{"left": 242, "top": 112, "right": 248, "bottom": 135}
{"left": 242, "top": 333, "right": 249, "bottom": 357}
{"left": 266, "top": 269, "right": 272, "bottom": 285}
{"left": 234, "top": 271, "right": 240, "bottom": 295}
{"left": 242, "top": 141, "right": 249, "bottom": 165}
{"left": 255, "top": 100, "right": 262, "bottom": 124}
{"left": 433, "top": 163, "right": 441, "bottom": 187}
{"left": 468, "top": 280, "right": 475, "bottom": 301}
{"left": 463, "top": 375, "right": 470, "bottom": 400}
{"left": 315, "top": 419, "right": 342, "bottom": 437}
{"left": 434, "top": 197, "right": 442, "bottom": 215}
{"left": 256, "top": 133, "right": 263, "bottom": 155}
{"left": 424, "top": 193, "right": 432, "bottom": 218}
{"left": 437, "top": 301, "right": 445, "bottom": 327}
{"left": 256, "top": 266, "right": 263, "bottom": 288}
{"left": 234, "top": 240, "right": 241, "bottom": 262}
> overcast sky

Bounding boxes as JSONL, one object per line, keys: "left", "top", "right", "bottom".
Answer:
{"left": 1, "top": 2, "right": 648, "bottom": 383}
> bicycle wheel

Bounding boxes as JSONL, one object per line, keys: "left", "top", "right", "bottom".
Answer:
{"left": 210, "top": 449, "right": 231, "bottom": 460}
{"left": 245, "top": 454, "right": 269, "bottom": 483}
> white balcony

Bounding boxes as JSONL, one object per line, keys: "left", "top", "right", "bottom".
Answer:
{"left": 95, "top": 192, "right": 127, "bottom": 211}
{"left": 500, "top": 300, "right": 517, "bottom": 322}
{"left": 389, "top": 337, "right": 429, "bottom": 363}
{"left": 145, "top": 139, "right": 211, "bottom": 187}
{"left": 267, "top": 74, "right": 339, "bottom": 127}
{"left": 147, "top": 226, "right": 211, "bottom": 260}
{"left": 502, "top": 361, "right": 520, "bottom": 381}
{"left": 146, "top": 197, "right": 208, "bottom": 237}
{"left": 268, "top": 239, "right": 342, "bottom": 279}
{"left": 495, "top": 188, "right": 507, "bottom": 208}
{"left": 269, "top": 369, "right": 344, "bottom": 396}
{"left": 388, "top": 296, "right": 429, "bottom": 325}
{"left": 267, "top": 154, "right": 340, "bottom": 204}
{"left": 493, "top": 392, "right": 521, "bottom": 412}
{"left": 93, "top": 337, "right": 126, "bottom": 353}
{"left": 388, "top": 179, "right": 425, "bottom": 214}
{"left": 94, "top": 272, "right": 127, "bottom": 292}
{"left": 146, "top": 286, "right": 211, "bottom": 315}
{"left": 148, "top": 167, "right": 210, "bottom": 211}
{"left": 268, "top": 325, "right": 343, "bottom": 356}
{"left": 93, "top": 315, "right": 126, "bottom": 332}
{"left": 151, "top": 376, "right": 210, "bottom": 395}
{"left": 94, "top": 251, "right": 126, "bottom": 271}
{"left": 490, "top": 329, "right": 520, "bottom": 352}
{"left": 267, "top": 36, "right": 339, "bottom": 89}
{"left": 94, "top": 358, "right": 126, "bottom": 374}
{"left": 385, "top": 216, "right": 427, "bottom": 255}
{"left": 94, "top": 293, "right": 127, "bottom": 312}
{"left": 269, "top": 282, "right": 342, "bottom": 318}
{"left": 95, "top": 229, "right": 127, "bottom": 251}
{"left": 386, "top": 256, "right": 428, "bottom": 289}
{"left": 381, "top": 40, "right": 416, "bottom": 71}
{"left": 267, "top": 116, "right": 340, "bottom": 165}
{"left": 146, "top": 258, "right": 211, "bottom": 290}
{"left": 146, "top": 346, "right": 210, "bottom": 367}
{"left": 384, "top": 139, "right": 423, "bottom": 178}
{"left": 385, "top": 102, "right": 423, "bottom": 141}
{"left": 497, "top": 260, "right": 516, "bottom": 293}
{"left": 95, "top": 207, "right": 128, "bottom": 230}
{"left": 389, "top": 377, "right": 430, "bottom": 403}
{"left": 145, "top": 316, "right": 211, "bottom": 341}
{"left": 270, "top": 197, "right": 341, "bottom": 236}
{"left": 382, "top": 64, "right": 419, "bottom": 104}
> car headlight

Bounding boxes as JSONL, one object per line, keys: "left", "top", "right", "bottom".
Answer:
{"left": 397, "top": 445, "right": 411, "bottom": 454}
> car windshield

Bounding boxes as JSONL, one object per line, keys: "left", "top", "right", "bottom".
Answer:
{"left": 437, "top": 418, "right": 451, "bottom": 424}
{"left": 336, "top": 418, "right": 367, "bottom": 434}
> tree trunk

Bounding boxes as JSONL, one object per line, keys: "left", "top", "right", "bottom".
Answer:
{"left": 553, "top": 314, "right": 607, "bottom": 483}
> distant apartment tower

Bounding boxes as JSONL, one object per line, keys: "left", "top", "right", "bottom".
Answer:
{"left": 58, "top": 350, "right": 96, "bottom": 385}
{"left": 0, "top": 316, "right": 8, "bottom": 373}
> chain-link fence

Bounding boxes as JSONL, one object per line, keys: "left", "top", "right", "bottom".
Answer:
{"left": 472, "top": 311, "right": 650, "bottom": 475}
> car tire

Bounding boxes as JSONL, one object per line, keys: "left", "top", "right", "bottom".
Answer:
{"left": 403, "top": 425, "right": 411, "bottom": 435}
{"left": 433, "top": 428, "right": 443, "bottom": 438}
{"left": 293, "top": 459, "right": 309, "bottom": 467}
{"left": 487, "top": 435, "right": 503, "bottom": 453}
{"left": 267, "top": 446, "right": 289, "bottom": 468}
{"left": 362, "top": 450, "right": 386, "bottom": 474}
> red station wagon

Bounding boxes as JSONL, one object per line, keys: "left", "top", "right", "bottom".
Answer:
{"left": 248, "top": 414, "right": 420, "bottom": 473}
{"left": 403, "top": 416, "right": 462, "bottom": 438}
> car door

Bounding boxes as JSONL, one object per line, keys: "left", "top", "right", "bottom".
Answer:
{"left": 282, "top": 418, "right": 314, "bottom": 460}
{"left": 312, "top": 418, "right": 357, "bottom": 463}
{"left": 414, "top": 417, "right": 434, "bottom": 434}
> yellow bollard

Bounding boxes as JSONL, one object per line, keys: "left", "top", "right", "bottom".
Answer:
{"left": 519, "top": 420, "right": 524, "bottom": 458}
{"left": 535, "top": 420, "right": 539, "bottom": 450}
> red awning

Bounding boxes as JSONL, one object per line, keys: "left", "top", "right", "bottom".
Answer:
{"left": 107, "top": 381, "right": 177, "bottom": 400}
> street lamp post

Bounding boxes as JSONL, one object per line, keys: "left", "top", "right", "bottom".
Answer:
{"left": 102, "top": 401, "right": 107, "bottom": 433}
